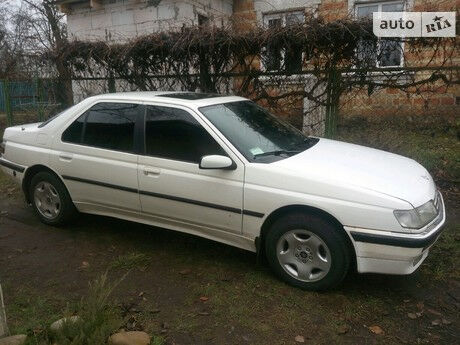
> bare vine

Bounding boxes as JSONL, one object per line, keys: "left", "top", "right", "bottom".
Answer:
{"left": 48, "top": 14, "right": 458, "bottom": 134}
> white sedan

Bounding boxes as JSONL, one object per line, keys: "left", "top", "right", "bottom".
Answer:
{"left": 0, "top": 92, "right": 445, "bottom": 290}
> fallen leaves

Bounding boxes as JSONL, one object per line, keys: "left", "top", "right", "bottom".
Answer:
{"left": 78, "top": 261, "right": 89, "bottom": 270}
{"left": 431, "top": 318, "right": 451, "bottom": 326}
{"left": 160, "top": 321, "right": 168, "bottom": 334}
{"left": 337, "top": 324, "right": 349, "bottom": 334}
{"left": 368, "top": 325, "right": 384, "bottom": 335}
{"left": 294, "top": 335, "right": 305, "bottom": 343}
{"left": 407, "top": 312, "right": 423, "bottom": 319}
{"left": 431, "top": 319, "right": 441, "bottom": 326}
{"left": 199, "top": 296, "right": 209, "bottom": 302}
{"left": 426, "top": 308, "right": 442, "bottom": 316}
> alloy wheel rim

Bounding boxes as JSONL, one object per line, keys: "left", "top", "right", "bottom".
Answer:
{"left": 276, "top": 229, "right": 331, "bottom": 282}
{"left": 33, "top": 181, "right": 61, "bottom": 220}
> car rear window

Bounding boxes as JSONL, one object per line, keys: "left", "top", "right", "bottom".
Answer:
{"left": 38, "top": 104, "right": 78, "bottom": 128}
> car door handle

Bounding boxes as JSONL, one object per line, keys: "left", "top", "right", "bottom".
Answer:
{"left": 143, "top": 167, "right": 161, "bottom": 176}
{"left": 59, "top": 153, "right": 73, "bottom": 162}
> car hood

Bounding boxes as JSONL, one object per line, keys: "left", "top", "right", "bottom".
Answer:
{"left": 272, "top": 138, "right": 436, "bottom": 207}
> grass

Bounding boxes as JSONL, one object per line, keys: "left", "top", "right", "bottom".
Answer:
{"left": 8, "top": 273, "right": 126, "bottom": 345}
{"left": 0, "top": 169, "right": 18, "bottom": 195}
{"left": 5, "top": 272, "right": 168, "bottom": 345}
{"left": 336, "top": 117, "right": 460, "bottom": 185}
{"left": 50, "top": 274, "right": 124, "bottom": 345}
{"left": 420, "top": 221, "right": 460, "bottom": 281}
{"left": 5, "top": 287, "right": 61, "bottom": 338}
{"left": 110, "top": 252, "right": 152, "bottom": 271}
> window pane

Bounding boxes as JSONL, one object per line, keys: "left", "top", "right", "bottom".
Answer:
{"left": 145, "top": 106, "right": 225, "bottom": 163}
{"left": 356, "top": 39, "right": 378, "bottom": 66}
{"left": 286, "top": 12, "right": 304, "bottom": 26}
{"left": 83, "top": 103, "right": 139, "bottom": 152}
{"left": 266, "top": 18, "right": 282, "bottom": 71}
{"left": 266, "top": 45, "right": 282, "bottom": 71}
{"left": 285, "top": 45, "right": 302, "bottom": 73}
{"left": 198, "top": 14, "right": 209, "bottom": 26}
{"left": 379, "top": 38, "right": 402, "bottom": 66}
{"left": 382, "top": 3, "right": 404, "bottom": 12}
{"left": 268, "top": 17, "right": 281, "bottom": 29}
{"left": 357, "top": 5, "right": 378, "bottom": 18}
{"left": 62, "top": 113, "right": 85, "bottom": 144}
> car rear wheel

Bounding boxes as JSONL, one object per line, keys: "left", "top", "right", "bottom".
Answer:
{"left": 265, "top": 212, "right": 351, "bottom": 291}
{"left": 29, "top": 171, "right": 76, "bottom": 225}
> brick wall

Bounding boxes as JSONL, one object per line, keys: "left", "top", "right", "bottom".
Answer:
{"left": 338, "top": 0, "right": 458, "bottom": 119}
{"left": 232, "top": 0, "right": 458, "bottom": 121}
{"left": 232, "top": 0, "right": 257, "bottom": 31}
{"left": 318, "top": 0, "right": 348, "bottom": 21}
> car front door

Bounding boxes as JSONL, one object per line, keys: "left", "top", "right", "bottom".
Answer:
{"left": 137, "top": 104, "right": 244, "bottom": 234}
{"left": 51, "top": 101, "right": 143, "bottom": 213}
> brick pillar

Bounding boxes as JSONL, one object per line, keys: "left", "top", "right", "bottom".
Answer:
{"left": 318, "top": 0, "right": 349, "bottom": 21}
{"left": 232, "top": 0, "right": 257, "bottom": 31}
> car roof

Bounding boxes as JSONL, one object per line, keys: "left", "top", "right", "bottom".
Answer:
{"left": 90, "top": 91, "right": 247, "bottom": 108}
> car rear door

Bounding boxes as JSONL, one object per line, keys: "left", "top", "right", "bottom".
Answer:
{"left": 137, "top": 104, "right": 244, "bottom": 234}
{"left": 50, "top": 101, "right": 144, "bottom": 213}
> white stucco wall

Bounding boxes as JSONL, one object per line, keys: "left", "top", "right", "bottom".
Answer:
{"left": 67, "top": 0, "right": 233, "bottom": 41}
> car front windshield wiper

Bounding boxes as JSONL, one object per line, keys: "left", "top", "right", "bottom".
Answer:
{"left": 253, "top": 150, "right": 301, "bottom": 159}
{"left": 290, "top": 137, "right": 320, "bottom": 150}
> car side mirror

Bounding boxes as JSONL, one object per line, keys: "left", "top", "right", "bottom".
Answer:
{"left": 199, "top": 155, "right": 235, "bottom": 170}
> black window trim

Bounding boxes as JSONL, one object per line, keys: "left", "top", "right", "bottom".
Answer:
{"left": 140, "top": 102, "right": 237, "bottom": 167}
{"left": 60, "top": 100, "right": 145, "bottom": 155}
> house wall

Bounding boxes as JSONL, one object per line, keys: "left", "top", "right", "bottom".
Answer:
{"left": 319, "top": 0, "right": 458, "bottom": 119}
{"left": 64, "top": 0, "right": 458, "bottom": 124}
{"left": 232, "top": 0, "right": 458, "bottom": 120}
{"left": 66, "top": 0, "right": 233, "bottom": 41}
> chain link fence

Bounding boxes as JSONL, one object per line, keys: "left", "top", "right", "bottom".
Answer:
{"left": 1, "top": 66, "right": 458, "bottom": 135}
{"left": 0, "top": 79, "right": 63, "bottom": 128}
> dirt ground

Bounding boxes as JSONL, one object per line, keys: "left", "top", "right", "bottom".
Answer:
{"left": 0, "top": 169, "right": 459, "bottom": 345}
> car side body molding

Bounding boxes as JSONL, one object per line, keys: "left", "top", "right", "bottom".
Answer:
{"left": 61, "top": 174, "right": 264, "bottom": 218}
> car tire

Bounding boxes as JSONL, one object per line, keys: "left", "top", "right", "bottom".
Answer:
{"left": 29, "top": 171, "right": 76, "bottom": 226}
{"left": 265, "top": 212, "right": 351, "bottom": 291}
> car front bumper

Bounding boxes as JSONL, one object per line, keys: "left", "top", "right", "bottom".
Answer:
{"left": 345, "top": 192, "right": 446, "bottom": 275}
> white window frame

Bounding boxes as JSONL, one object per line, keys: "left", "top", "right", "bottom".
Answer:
{"left": 355, "top": 0, "right": 406, "bottom": 68}
{"left": 262, "top": 10, "right": 305, "bottom": 72}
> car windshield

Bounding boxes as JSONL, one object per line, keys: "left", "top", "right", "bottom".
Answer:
{"left": 199, "top": 101, "right": 318, "bottom": 163}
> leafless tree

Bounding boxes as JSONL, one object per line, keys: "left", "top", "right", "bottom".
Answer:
{"left": 19, "top": 0, "right": 73, "bottom": 105}
{"left": 0, "top": 0, "right": 73, "bottom": 104}
{"left": 0, "top": 1, "right": 31, "bottom": 78}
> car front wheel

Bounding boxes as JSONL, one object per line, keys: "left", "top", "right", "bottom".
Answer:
{"left": 29, "top": 171, "right": 76, "bottom": 225}
{"left": 265, "top": 212, "right": 351, "bottom": 291}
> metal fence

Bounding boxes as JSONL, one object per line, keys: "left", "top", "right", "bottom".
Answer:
{"left": 0, "top": 79, "right": 64, "bottom": 127}
{"left": 1, "top": 66, "right": 457, "bottom": 135}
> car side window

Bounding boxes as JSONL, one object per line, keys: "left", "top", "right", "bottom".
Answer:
{"left": 62, "top": 112, "right": 85, "bottom": 143}
{"left": 145, "top": 105, "right": 226, "bottom": 163}
{"left": 62, "top": 102, "right": 142, "bottom": 153}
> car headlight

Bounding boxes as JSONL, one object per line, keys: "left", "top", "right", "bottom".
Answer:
{"left": 394, "top": 199, "right": 438, "bottom": 229}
